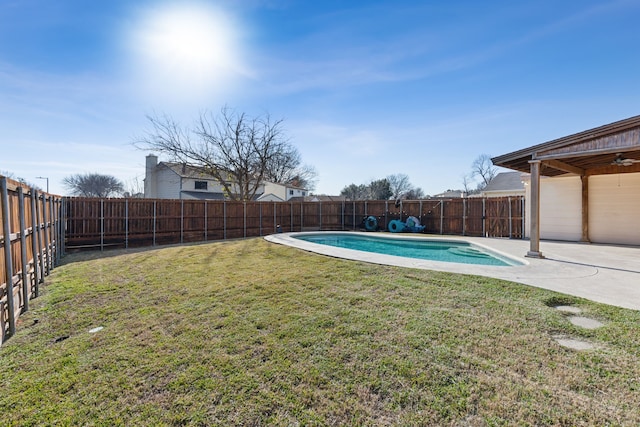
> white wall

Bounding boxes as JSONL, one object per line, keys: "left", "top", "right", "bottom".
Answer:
{"left": 589, "top": 173, "right": 640, "bottom": 245}
{"left": 525, "top": 175, "right": 582, "bottom": 241}
{"left": 524, "top": 172, "right": 640, "bottom": 245}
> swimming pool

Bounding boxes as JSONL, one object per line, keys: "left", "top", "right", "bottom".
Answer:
{"left": 293, "top": 233, "right": 523, "bottom": 266}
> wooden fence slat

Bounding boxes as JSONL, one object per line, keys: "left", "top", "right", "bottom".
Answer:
{"left": 63, "top": 197, "right": 524, "bottom": 250}
{"left": 1, "top": 177, "right": 63, "bottom": 344}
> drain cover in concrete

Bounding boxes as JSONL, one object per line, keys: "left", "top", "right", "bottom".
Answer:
{"left": 555, "top": 305, "right": 582, "bottom": 314}
{"left": 553, "top": 335, "right": 595, "bottom": 350}
{"left": 569, "top": 316, "right": 604, "bottom": 329}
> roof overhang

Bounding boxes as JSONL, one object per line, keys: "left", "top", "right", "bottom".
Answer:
{"left": 492, "top": 115, "right": 640, "bottom": 177}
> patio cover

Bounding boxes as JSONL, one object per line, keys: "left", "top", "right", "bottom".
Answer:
{"left": 492, "top": 115, "right": 640, "bottom": 257}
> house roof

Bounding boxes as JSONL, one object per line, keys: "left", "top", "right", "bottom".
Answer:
{"left": 162, "top": 162, "right": 216, "bottom": 179}
{"left": 289, "top": 195, "right": 347, "bottom": 202}
{"left": 160, "top": 162, "right": 309, "bottom": 190}
{"left": 431, "top": 190, "right": 464, "bottom": 198}
{"left": 180, "top": 191, "right": 227, "bottom": 200}
{"left": 492, "top": 115, "right": 640, "bottom": 177}
{"left": 482, "top": 172, "right": 525, "bottom": 193}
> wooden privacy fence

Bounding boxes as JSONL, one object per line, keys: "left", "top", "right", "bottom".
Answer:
{"left": 65, "top": 196, "right": 524, "bottom": 250}
{"left": 1, "top": 177, "right": 64, "bottom": 344}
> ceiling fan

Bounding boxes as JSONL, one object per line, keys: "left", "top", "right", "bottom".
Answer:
{"left": 611, "top": 153, "right": 640, "bottom": 167}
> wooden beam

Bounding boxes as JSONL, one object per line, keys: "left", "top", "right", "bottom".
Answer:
{"left": 536, "top": 144, "right": 640, "bottom": 161}
{"left": 542, "top": 159, "right": 584, "bottom": 175}
{"left": 581, "top": 176, "right": 589, "bottom": 243}
{"left": 586, "top": 162, "right": 640, "bottom": 176}
{"left": 526, "top": 160, "right": 544, "bottom": 258}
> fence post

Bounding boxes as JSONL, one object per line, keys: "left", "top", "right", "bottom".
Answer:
{"left": 352, "top": 201, "right": 356, "bottom": 231}
{"left": 462, "top": 198, "right": 466, "bottom": 236}
{"left": 273, "top": 202, "right": 277, "bottom": 233}
{"left": 18, "top": 187, "right": 29, "bottom": 312}
{"left": 385, "top": 200, "right": 388, "bottom": 231}
{"left": 43, "top": 195, "right": 51, "bottom": 271}
{"left": 482, "top": 198, "right": 486, "bottom": 237}
{"left": 125, "top": 199, "right": 129, "bottom": 249}
{"left": 58, "top": 198, "right": 64, "bottom": 259}
{"left": 243, "top": 201, "right": 247, "bottom": 238}
{"left": 319, "top": 201, "right": 322, "bottom": 230}
{"left": 180, "top": 199, "right": 184, "bottom": 244}
{"left": 153, "top": 200, "right": 157, "bottom": 246}
{"left": 100, "top": 199, "right": 104, "bottom": 252}
{"left": 521, "top": 197, "right": 525, "bottom": 240}
{"left": 53, "top": 198, "right": 60, "bottom": 262}
{"left": 1, "top": 178, "right": 16, "bottom": 338}
{"left": 341, "top": 200, "right": 345, "bottom": 230}
{"left": 50, "top": 195, "right": 56, "bottom": 266}
{"left": 58, "top": 198, "right": 65, "bottom": 258}
{"left": 37, "top": 195, "right": 45, "bottom": 282}
{"left": 508, "top": 197, "right": 512, "bottom": 238}
{"left": 440, "top": 201, "right": 444, "bottom": 235}
{"left": 30, "top": 190, "right": 41, "bottom": 292}
{"left": 259, "top": 202, "right": 262, "bottom": 236}
{"left": 204, "top": 201, "right": 208, "bottom": 241}
{"left": 290, "top": 202, "right": 293, "bottom": 232}
{"left": 300, "top": 201, "right": 303, "bottom": 231}
{"left": 223, "top": 201, "right": 227, "bottom": 240}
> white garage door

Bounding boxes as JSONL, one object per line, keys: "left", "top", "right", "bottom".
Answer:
{"left": 589, "top": 172, "right": 640, "bottom": 245}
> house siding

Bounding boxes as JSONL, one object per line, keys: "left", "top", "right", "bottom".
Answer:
{"left": 156, "top": 169, "right": 181, "bottom": 199}
{"left": 589, "top": 172, "right": 640, "bottom": 245}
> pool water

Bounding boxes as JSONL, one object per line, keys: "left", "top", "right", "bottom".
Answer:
{"left": 294, "top": 233, "right": 521, "bottom": 266}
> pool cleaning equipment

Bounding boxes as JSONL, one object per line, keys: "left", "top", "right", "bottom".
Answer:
{"left": 388, "top": 219, "right": 406, "bottom": 233}
{"left": 388, "top": 216, "right": 425, "bottom": 233}
{"left": 364, "top": 216, "right": 378, "bottom": 231}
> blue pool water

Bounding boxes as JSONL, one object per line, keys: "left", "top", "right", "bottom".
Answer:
{"left": 294, "top": 233, "right": 522, "bottom": 267}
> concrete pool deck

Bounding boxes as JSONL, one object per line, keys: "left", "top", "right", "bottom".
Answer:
{"left": 264, "top": 232, "right": 640, "bottom": 311}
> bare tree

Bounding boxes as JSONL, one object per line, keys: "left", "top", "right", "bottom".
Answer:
{"left": 63, "top": 173, "right": 124, "bottom": 197}
{"left": 263, "top": 145, "right": 318, "bottom": 191}
{"left": 471, "top": 154, "right": 498, "bottom": 189}
{"left": 123, "top": 176, "right": 145, "bottom": 198}
{"left": 136, "top": 107, "right": 310, "bottom": 201}
{"left": 461, "top": 174, "right": 477, "bottom": 196}
{"left": 387, "top": 173, "right": 413, "bottom": 200}
{"left": 404, "top": 187, "right": 425, "bottom": 200}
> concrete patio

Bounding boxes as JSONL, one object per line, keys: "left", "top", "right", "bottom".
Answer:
{"left": 265, "top": 232, "right": 640, "bottom": 311}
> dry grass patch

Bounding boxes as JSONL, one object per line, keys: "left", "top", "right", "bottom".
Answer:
{"left": 1, "top": 238, "right": 639, "bottom": 425}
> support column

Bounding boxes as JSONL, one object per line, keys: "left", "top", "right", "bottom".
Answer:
{"left": 581, "top": 175, "right": 590, "bottom": 243}
{"left": 526, "top": 160, "right": 544, "bottom": 258}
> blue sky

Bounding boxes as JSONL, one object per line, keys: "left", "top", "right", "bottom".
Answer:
{"left": 2, "top": 0, "right": 639, "bottom": 196}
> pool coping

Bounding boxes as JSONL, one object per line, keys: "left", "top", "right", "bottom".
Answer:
{"left": 264, "top": 231, "right": 640, "bottom": 311}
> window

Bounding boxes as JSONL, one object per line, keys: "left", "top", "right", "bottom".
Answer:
{"left": 195, "top": 181, "right": 208, "bottom": 190}
{"left": 302, "top": 191, "right": 306, "bottom": 196}
{"left": 289, "top": 189, "right": 294, "bottom": 195}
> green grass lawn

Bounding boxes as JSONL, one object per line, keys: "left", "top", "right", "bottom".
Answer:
{"left": 2, "top": 238, "right": 639, "bottom": 426}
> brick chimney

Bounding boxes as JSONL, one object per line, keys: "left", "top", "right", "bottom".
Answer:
{"left": 144, "top": 154, "right": 158, "bottom": 198}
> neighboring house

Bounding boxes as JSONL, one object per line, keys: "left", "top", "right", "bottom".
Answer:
{"left": 258, "top": 182, "right": 308, "bottom": 202}
{"left": 431, "top": 189, "right": 465, "bottom": 198}
{"left": 289, "top": 195, "right": 347, "bottom": 202}
{"left": 144, "top": 154, "right": 307, "bottom": 200}
{"left": 479, "top": 172, "right": 526, "bottom": 198}
{"left": 493, "top": 114, "right": 640, "bottom": 251}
